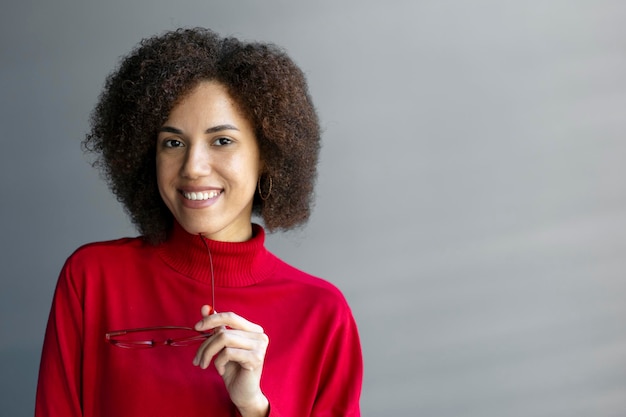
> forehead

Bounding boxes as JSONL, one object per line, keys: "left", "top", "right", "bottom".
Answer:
{"left": 165, "top": 81, "right": 252, "bottom": 129}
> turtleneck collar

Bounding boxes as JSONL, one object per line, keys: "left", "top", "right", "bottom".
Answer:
{"left": 156, "top": 221, "right": 276, "bottom": 287}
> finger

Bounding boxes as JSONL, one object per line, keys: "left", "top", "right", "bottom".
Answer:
{"left": 194, "top": 328, "right": 268, "bottom": 368}
{"left": 194, "top": 311, "right": 264, "bottom": 333}
{"left": 200, "top": 304, "right": 215, "bottom": 317}
{"left": 214, "top": 346, "right": 266, "bottom": 375}
{"left": 193, "top": 328, "right": 268, "bottom": 369}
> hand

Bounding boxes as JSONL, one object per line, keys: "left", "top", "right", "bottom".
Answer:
{"left": 193, "top": 305, "right": 270, "bottom": 417}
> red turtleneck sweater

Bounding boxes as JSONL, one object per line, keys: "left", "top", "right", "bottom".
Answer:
{"left": 36, "top": 224, "right": 362, "bottom": 416}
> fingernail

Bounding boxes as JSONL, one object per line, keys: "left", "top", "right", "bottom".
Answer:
{"left": 194, "top": 321, "right": 203, "bottom": 330}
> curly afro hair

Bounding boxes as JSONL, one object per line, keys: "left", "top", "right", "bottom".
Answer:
{"left": 83, "top": 28, "right": 320, "bottom": 244}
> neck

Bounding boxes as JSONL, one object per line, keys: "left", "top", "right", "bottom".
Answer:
{"left": 155, "top": 221, "right": 276, "bottom": 287}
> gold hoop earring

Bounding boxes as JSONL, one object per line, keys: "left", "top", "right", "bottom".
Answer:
{"left": 258, "top": 175, "right": 273, "bottom": 201}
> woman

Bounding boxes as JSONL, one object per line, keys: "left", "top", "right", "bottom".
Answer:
{"left": 36, "top": 28, "right": 362, "bottom": 417}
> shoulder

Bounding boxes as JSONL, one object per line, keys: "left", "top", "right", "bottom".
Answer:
{"left": 63, "top": 236, "right": 148, "bottom": 270}
{"left": 69, "top": 235, "right": 145, "bottom": 258}
{"left": 270, "top": 255, "right": 353, "bottom": 312}
{"left": 52, "top": 236, "right": 148, "bottom": 298}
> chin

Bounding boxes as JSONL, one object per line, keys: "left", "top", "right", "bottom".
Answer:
{"left": 181, "top": 223, "right": 212, "bottom": 237}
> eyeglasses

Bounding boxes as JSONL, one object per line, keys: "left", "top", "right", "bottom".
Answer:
{"left": 106, "top": 326, "right": 215, "bottom": 348}
{"left": 106, "top": 234, "right": 217, "bottom": 349}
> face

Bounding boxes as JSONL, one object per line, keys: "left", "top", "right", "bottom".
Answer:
{"left": 156, "top": 81, "right": 261, "bottom": 242}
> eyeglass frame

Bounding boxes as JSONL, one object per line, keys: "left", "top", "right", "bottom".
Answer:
{"left": 105, "top": 326, "right": 215, "bottom": 348}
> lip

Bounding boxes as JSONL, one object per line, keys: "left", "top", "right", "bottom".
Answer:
{"left": 178, "top": 187, "right": 223, "bottom": 209}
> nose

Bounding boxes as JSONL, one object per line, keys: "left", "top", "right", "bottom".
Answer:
{"left": 181, "top": 143, "right": 211, "bottom": 179}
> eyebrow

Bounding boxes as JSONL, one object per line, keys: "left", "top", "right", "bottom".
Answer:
{"left": 158, "top": 124, "right": 240, "bottom": 134}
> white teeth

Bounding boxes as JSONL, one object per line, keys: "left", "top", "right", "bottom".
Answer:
{"left": 183, "top": 190, "right": 220, "bottom": 200}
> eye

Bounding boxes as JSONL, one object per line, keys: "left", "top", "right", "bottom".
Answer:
{"left": 163, "top": 138, "right": 184, "bottom": 148}
{"left": 213, "top": 137, "right": 233, "bottom": 146}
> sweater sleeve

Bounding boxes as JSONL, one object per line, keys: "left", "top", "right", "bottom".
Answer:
{"left": 35, "top": 257, "right": 84, "bottom": 417}
{"left": 311, "top": 301, "right": 363, "bottom": 417}
{"left": 261, "top": 290, "right": 362, "bottom": 417}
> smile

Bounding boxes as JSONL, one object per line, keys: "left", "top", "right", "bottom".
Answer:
{"left": 182, "top": 190, "right": 222, "bottom": 201}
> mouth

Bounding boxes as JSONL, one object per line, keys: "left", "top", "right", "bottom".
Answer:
{"left": 181, "top": 190, "right": 222, "bottom": 201}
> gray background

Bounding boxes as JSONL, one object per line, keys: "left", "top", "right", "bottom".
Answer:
{"left": 1, "top": 1, "right": 626, "bottom": 415}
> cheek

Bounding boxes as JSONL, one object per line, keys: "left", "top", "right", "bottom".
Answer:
{"left": 155, "top": 156, "right": 176, "bottom": 196}
{"left": 155, "top": 158, "right": 165, "bottom": 188}
{"left": 156, "top": 155, "right": 175, "bottom": 178}
{"left": 227, "top": 151, "right": 261, "bottom": 184}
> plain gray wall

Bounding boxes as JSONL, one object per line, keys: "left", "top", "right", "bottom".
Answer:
{"left": 2, "top": 1, "right": 626, "bottom": 415}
